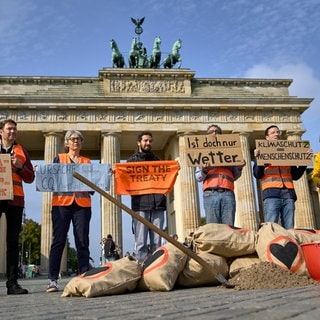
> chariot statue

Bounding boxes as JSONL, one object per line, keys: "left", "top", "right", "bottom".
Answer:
{"left": 109, "top": 17, "right": 182, "bottom": 69}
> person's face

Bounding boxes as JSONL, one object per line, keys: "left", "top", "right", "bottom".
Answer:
{"left": 207, "top": 126, "right": 221, "bottom": 135}
{"left": 0, "top": 122, "right": 17, "bottom": 144}
{"left": 138, "top": 135, "right": 153, "bottom": 152}
{"left": 266, "top": 127, "right": 282, "bottom": 141}
{"left": 66, "top": 134, "right": 83, "bottom": 150}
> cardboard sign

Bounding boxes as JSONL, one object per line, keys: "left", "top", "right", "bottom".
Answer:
{"left": 0, "top": 154, "right": 14, "bottom": 200}
{"left": 255, "top": 139, "right": 312, "bottom": 166}
{"left": 114, "top": 160, "right": 179, "bottom": 195}
{"left": 35, "top": 163, "right": 110, "bottom": 192}
{"left": 184, "top": 134, "right": 244, "bottom": 167}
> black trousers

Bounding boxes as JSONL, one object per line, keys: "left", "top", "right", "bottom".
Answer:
{"left": 0, "top": 202, "right": 23, "bottom": 281}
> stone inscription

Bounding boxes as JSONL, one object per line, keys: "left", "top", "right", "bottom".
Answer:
{"left": 110, "top": 79, "right": 185, "bottom": 94}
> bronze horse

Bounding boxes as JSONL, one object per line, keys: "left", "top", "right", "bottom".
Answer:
{"left": 110, "top": 39, "right": 125, "bottom": 68}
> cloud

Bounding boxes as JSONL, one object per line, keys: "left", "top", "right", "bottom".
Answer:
{"left": 244, "top": 63, "right": 320, "bottom": 148}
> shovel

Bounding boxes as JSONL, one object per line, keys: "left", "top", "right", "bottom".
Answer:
{"left": 73, "top": 172, "right": 234, "bottom": 288}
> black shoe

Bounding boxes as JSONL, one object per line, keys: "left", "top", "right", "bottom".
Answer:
{"left": 6, "top": 282, "right": 28, "bottom": 295}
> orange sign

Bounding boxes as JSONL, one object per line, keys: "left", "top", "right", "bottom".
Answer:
{"left": 114, "top": 160, "right": 180, "bottom": 195}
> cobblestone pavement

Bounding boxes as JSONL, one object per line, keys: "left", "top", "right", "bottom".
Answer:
{"left": 1, "top": 277, "right": 320, "bottom": 320}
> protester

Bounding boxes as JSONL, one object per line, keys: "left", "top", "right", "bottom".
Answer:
{"left": 195, "top": 124, "right": 246, "bottom": 225}
{"left": 127, "top": 131, "right": 166, "bottom": 263}
{"left": 103, "top": 234, "right": 117, "bottom": 262}
{"left": 47, "top": 130, "right": 93, "bottom": 292}
{"left": 0, "top": 119, "right": 35, "bottom": 295}
{"left": 253, "top": 125, "right": 310, "bottom": 229}
{"left": 311, "top": 146, "right": 320, "bottom": 188}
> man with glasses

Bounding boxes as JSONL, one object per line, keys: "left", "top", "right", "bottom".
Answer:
{"left": 253, "top": 125, "right": 308, "bottom": 229}
{"left": 195, "top": 124, "right": 246, "bottom": 226}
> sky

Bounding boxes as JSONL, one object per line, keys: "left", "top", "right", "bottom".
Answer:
{"left": 1, "top": 0, "right": 320, "bottom": 266}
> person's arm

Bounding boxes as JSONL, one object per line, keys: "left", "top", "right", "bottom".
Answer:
{"left": 19, "top": 148, "right": 35, "bottom": 184}
{"left": 253, "top": 160, "right": 266, "bottom": 179}
{"left": 291, "top": 166, "right": 307, "bottom": 180}
{"left": 311, "top": 153, "right": 320, "bottom": 187}
{"left": 195, "top": 166, "right": 207, "bottom": 182}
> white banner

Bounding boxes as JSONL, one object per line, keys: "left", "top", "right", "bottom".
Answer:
{"left": 35, "top": 163, "right": 110, "bottom": 192}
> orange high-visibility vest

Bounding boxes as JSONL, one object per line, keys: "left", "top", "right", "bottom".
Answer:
{"left": 261, "top": 165, "right": 294, "bottom": 190}
{"left": 11, "top": 144, "right": 26, "bottom": 196}
{"left": 202, "top": 167, "right": 235, "bottom": 191}
{"left": 52, "top": 153, "right": 91, "bottom": 207}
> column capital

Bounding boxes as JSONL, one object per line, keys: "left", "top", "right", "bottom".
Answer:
{"left": 286, "top": 130, "right": 305, "bottom": 138}
{"left": 42, "top": 131, "right": 64, "bottom": 137}
{"left": 101, "top": 131, "right": 121, "bottom": 138}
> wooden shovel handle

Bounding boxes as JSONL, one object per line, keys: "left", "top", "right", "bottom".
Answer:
{"left": 73, "top": 172, "right": 234, "bottom": 288}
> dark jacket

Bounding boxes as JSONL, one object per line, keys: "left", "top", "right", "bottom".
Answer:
{"left": 104, "top": 239, "right": 116, "bottom": 258}
{"left": 127, "top": 151, "right": 166, "bottom": 211}
{"left": 253, "top": 160, "right": 306, "bottom": 201}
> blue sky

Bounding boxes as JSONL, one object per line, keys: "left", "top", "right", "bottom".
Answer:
{"left": 1, "top": 0, "right": 320, "bottom": 265}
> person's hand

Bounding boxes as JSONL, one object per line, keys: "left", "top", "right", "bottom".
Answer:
{"left": 238, "top": 159, "right": 246, "bottom": 169}
{"left": 254, "top": 149, "right": 260, "bottom": 157}
{"left": 202, "top": 163, "right": 210, "bottom": 174}
{"left": 11, "top": 154, "right": 23, "bottom": 169}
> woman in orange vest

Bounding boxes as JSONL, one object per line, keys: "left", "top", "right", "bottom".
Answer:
{"left": 253, "top": 125, "right": 309, "bottom": 229}
{"left": 0, "top": 119, "right": 35, "bottom": 295}
{"left": 47, "top": 130, "right": 92, "bottom": 293}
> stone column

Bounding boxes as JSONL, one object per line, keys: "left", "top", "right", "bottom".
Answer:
{"left": 40, "top": 132, "right": 64, "bottom": 274}
{"left": 177, "top": 132, "right": 200, "bottom": 236}
{"left": 234, "top": 132, "right": 259, "bottom": 230}
{"left": 287, "top": 130, "right": 315, "bottom": 228}
{"left": 101, "top": 132, "right": 122, "bottom": 254}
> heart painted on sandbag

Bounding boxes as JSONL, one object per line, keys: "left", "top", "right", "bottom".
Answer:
{"left": 270, "top": 242, "right": 298, "bottom": 269}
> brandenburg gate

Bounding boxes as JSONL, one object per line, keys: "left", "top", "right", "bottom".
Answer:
{"left": 0, "top": 67, "right": 318, "bottom": 275}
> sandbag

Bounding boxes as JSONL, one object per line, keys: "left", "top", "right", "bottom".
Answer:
{"left": 256, "top": 222, "right": 309, "bottom": 277}
{"left": 176, "top": 252, "right": 228, "bottom": 288}
{"left": 192, "top": 223, "right": 257, "bottom": 258}
{"left": 61, "top": 256, "right": 141, "bottom": 297}
{"left": 137, "top": 243, "right": 187, "bottom": 292}
{"left": 229, "top": 253, "right": 260, "bottom": 278}
{"left": 288, "top": 228, "right": 320, "bottom": 244}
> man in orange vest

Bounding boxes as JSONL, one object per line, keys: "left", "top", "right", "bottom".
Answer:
{"left": 47, "top": 130, "right": 93, "bottom": 292}
{"left": 253, "top": 125, "right": 308, "bottom": 229}
{"left": 195, "top": 124, "right": 246, "bottom": 225}
{"left": 0, "top": 119, "right": 35, "bottom": 294}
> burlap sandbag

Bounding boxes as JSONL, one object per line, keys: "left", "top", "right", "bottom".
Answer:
{"left": 256, "top": 222, "right": 309, "bottom": 276}
{"left": 229, "top": 253, "right": 260, "bottom": 278}
{"left": 176, "top": 252, "right": 228, "bottom": 288}
{"left": 192, "top": 223, "right": 257, "bottom": 258}
{"left": 61, "top": 256, "right": 141, "bottom": 297}
{"left": 288, "top": 228, "right": 320, "bottom": 244}
{"left": 137, "top": 243, "right": 187, "bottom": 292}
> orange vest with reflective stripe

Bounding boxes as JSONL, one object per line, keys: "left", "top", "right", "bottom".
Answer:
{"left": 52, "top": 153, "right": 91, "bottom": 207}
{"left": 202, "top": 167, "right": 235, "bottom": 191}
{"left": 12, "top": 144, "right": 26, "bottom": 196}
{"left": 261, "top": 165, "right": 294, "bottom": 190}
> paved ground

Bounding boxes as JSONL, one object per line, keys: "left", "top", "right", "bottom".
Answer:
{"left": 1, "top": 276, "right": 320, "bottom": 320}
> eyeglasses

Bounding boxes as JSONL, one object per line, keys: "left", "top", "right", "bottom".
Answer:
{"left": 208, "top": 130, "right": 221, "bottom": 134}
{"left": 267, "top": 130, "right": 282, "bottom": 136}
{"left": 68, "top": 137, "right": 82, "bottom": 142}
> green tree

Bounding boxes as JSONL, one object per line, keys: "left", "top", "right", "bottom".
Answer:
{"left": 19, "top": 218, "right": 41, "bottom": 265}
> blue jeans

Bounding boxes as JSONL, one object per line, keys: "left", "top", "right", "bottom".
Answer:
{"left": 133, "top": 210, "right": 164, "bottom": 263}
{"left": 263, "top": 198, "right": 295, "bottom": 229}
{"left": 49, "top": 203, "right": 91, "bottom": 280}
{"left": 203, "top": 189, "right": 235, "bottom": 225}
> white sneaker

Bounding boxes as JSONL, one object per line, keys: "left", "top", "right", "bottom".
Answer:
{"left": 46, "top": 280, "right": 59, "bottom": 293}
